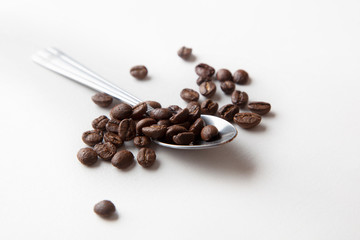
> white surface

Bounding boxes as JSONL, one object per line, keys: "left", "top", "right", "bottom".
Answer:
{"left": 1, "top": 0, "right": 360, "bottom": 239}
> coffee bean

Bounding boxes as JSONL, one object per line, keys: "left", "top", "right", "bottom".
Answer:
{"left": 145, "top": 101, "right": 161, "bottom": 109}
{"left": 111, "top": 150, "right": 134, "bottom": 169}
{"left": 168, "top": 105, "right": 182, "bottom": 114}
{"left": 196, "top": 76, "right": 212, "bottom": 86}
{"left": 118, "top": 119, "right": 136, "bottom": 141}
{"left": 110, "top": 103, "right": 133, "bottom": 120}
{"left": 136, "top": 118, "right": 157, "bottom": 135}
{"left": 77, "top": 148, "right": 98, "bottom": 166}
{"left": 94, "top": 142, "right": 117, "bottom": 161}
{"left": 142, "top": 124, "right": 167, "bottom": 139}
{"left": 195, "top": 63, "right": 215, "bottom": 77}
{"left": 216, "top": 69, "right": 233, "bottom": 82}
{"left": 176, "top": 121, "right": 192, "bottom": 129}
{"left": 149, "top": 108, "right": 172, "bottom": 120}
{"left": 106, "top": 119, "right": 120, "bottom": 133}
{"left": 137, "top": 148, "right": 156, "bottom": 168}
{"left": 200, "top": 125, "right": 219, "bottom": 141}
{"left": 130, "top": 65, "right": 148, "bottom": 79}
{"left": 103, "top": 132, "right": 123, "bottom": 147}
{"left": 189, "top": 118, "right": 205, "bottom": 136}
{"left": 131, "top": 102, "right": 147, "bottom": 120}
{"left": 92, "top": 115, "right": 109, "bottom": 131}
{"left": 218, "top": 104, "right": 239, "bottom": 122}
{"left": 200, "top": 99, "right": 218, "bottom": 115}
{"left": 231, "top": 90, "right": 248, "bottom": 107}
{"left": 180, "top": 88, "right": 199, "bottom": 102}
{"left": 170, "top": 108, "right": 189, "bottom": 124}
{"left": 91, "top": 93, "right": 113, "bottom": 108}
{"left": 173, "top": 132, "right": 195, "bottom": 145}
{"left": 199, "top": 81, "right": 216, "bottom": 98}
{"left": 220, "top": 81, "right": 235, "bottom": 94}
{"left": 157, "top": 119, "right": 171, "bottom": 127}
{"left": 94, "top": 200, "right": 116, "bottom": 217}
{"left": 233, "top": 112, "right": 261, "bottom": 129}
{"left": 177, "top": 46, "right": 192, "bottom": 59}
{"left": 233, "top": 69, "right": 249, "bottom": 84}
{"left": 248, "top": 102, "right": 271, "bottom": 115}
{"left": 134, "top": 136, "right": 151, "bottom": 147}
{"left": 186, "top": 101, "right": 201, "bottom": 122}
{"left": 165, "top": 125, "right": 187, "bottom": 142}
{"left": 82, "top": 130, "right": 103, "bottom": 146}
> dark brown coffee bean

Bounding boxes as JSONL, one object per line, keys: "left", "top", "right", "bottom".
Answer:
{"left": 110, "top": 103, "right": 133, "bottom": 120}
{"left": 91, "top": 93, "right": 113, "bottom": 108}
{"left": 137, "top": 148, "right": 156, "bottom": 168}
{"left": 149, "top": 108, "right": 172, "bottom": 120}
{"left": 118, "top": 119, "right": 136, "bottom": 141}
{"left": 157, "top": 119, "right": 171, "bottom": 127}
{"left": 170, "top": 108, "right": 189, "bottom": 124}
{"left": 136, "top": 118, "right": 157, "bottom": 135}
{"left": 180, "top": 88, "right": 199, "bottom": 102}
{"left": 77, "top": 148, "right": 98, "bottom": 166}
{"left": 173, "top": 132, "right": 195, "bottom": 145}
{"left": 168, "top": 105, "right": 182, "bottom": 114}
{"left": 189, "top": 118, "right": 205, "bottom": 136}
{"left": 134, "top": 136, "right": 151, "bottom": 147}
{"left": 231, "top": 90, "right": 248, "bottom": 107}
{"left": 233, "top": 69, "right": 249, "bottom": 84}
{"left": 130, "top": 65, "right": 148, "bottom": 79}
{"left": 187, "top": 101, "right": 201, "bottom": 122}
{"left": 218, "top": 104, "right": 240, "bottom": 122}
{"left": 94, "top": 142, "right": 117, "bottom": 161}
{"left": 233, "top": 112, "right": 261, "bottom": 129}
{"left": 195, "top": 63, "right": 215, "bottom": 77}
{"left": 103, "top": 132, "right": 123, "bottom": 147}
{"left": 199, "top": 81, "right": 216, "bottom": 98}
{"left": 105, "top": 119, "right": 120, "bottom": 133}
{"left": 92, "top": 115, "right": 109, "bottom": 131}
{"left": 82, "top": 130, "right": 103, "bottom": 146}
{"left": 132, "top": 102, "right": 147, "bottom": 120}
{"left": 216, "top": 69, "right": 233, "bottom": 82}
{"left": 177, "top": 46, "right": 192, "bottom": 59}
{"left": 200, "top": 99, "right": 218, "bottom": 115}
{"left": 142, "top": 124, "right": 167, "bottom": 139}
{"left": 220, "top": 81, "right": 235, "bottom": 94}
{"left": 145, "top": 101, "right": 162, "bottom": 109}
{"left": 200, "top": 125, "right": 219, "bottom": 141}
{"left": 248, "top": 102, "right": 271, "bottom": 115}
{"left": 165, "top": 125, "right": 187, "bottom": 142}
{"left": 176, "top": 121, "right": 192, "bottom": 129}
{"left": 94, "top": 200, "right": 116, "bottom": 217}
{"left": 111, "top": 150, "right": 134, "bottom": 169}
{"left": 196, "top": 76, "right": 212, "bottom": 86}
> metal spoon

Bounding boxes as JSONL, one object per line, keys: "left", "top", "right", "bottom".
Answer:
{"left": 32, "top": 47, "right": 237, "bottom": 149}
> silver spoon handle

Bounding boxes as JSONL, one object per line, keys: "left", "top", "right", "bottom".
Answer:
{"left": 32, "top": 47, "right": 142, "bottom": 106}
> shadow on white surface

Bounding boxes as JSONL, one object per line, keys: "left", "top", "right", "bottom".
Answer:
{"left": 97, "top": 212, "right": 119, "bottom": 222}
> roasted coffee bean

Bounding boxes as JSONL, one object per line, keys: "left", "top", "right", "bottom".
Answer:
{"left": 170, "top": 108, "right": 189, "bottom": 124}
{"left": 196, "top": 76, "right": 212, "bottom": 86}
{"left": 200, "top": 99, "right": 218, "bottom": 115}
{"left": 92, "top": 115, "right": 109, "bottom": 131}
{"left": 248, "top": 102, "right": 271, "bottom": 115}
{"left": 199, "top": 81, "right": 216, "bottom": 98}
{"left": 187, "top": 101, "right": 201, "bottom": 122}
{"left": 216, "top": 69, "right": 233, "bottom": 82}
{"left": 195, "top": 63, "right": 215, "bottom": 77}
{"left": 130, "top": 65, "right": 148, "bottom": 79}
{"left": 82, "top": 130, "right": 103, "bottom": 146}
{"left": 177, "top": 46, "right": 192, "bottom": 59}
{"left": 142, "top": 124, "right": 167, "bottom": 139}
{"left": 134, "top": 136, "right": 151, "bottom": 147}
{"left": 231, "top": 90, "right": 248, "bottom": 107}
{"left": 149, "top": 108, "right": 172, "bottom": 120}
{"left": 94, "top": 200, "right": 116, "bottom": 217}
{"left": 136, "top": 118, "right": 157, "bottom": 135}
{"left": 110, "top": 103, "right": 133, "bottom": 120}
{"left": 233, "top": 69, "right": 249, "bottom": 84}
{"left": 103, "top": 132, "right": 123, "bottom": 147}
{"left": 91, "top": 93, "right": 113, "bottom": 108}
{"left": 220, "top": 80, "right": 235, "bottom": 94}
{"left": 132, "top": 102, "right": 147, "bottom": 120}
{"left": 111, "top": 150, "right": 134, "bottom": 169}
{"left": 118, "top": 119, "right": 136, "bottom": 141}
{"left": 176, "top": 121, "right": 192, "bottom": 129}
{"left": 77, "top": 148, "right": 98, "bottom": 166}
{"left": 145, "top": 101, "right": 161, "bottom": 109}
{"left": 218, "top": 104, "right": 240, "bottom": 122}
{"left": 165, "top": 125, "right": 187, "bottom": 142}
{"left": 180, "top": 88, "right": 199, "bottom": 102}
{"left": 157, "top": 119, "right": 171, "bottom": 127}
{"left": 106, "top": 119, "right": 120, "bottom": 133}
{"left": 137, "top": 148, "right": 156, "bottom": 168}
{"left": 200, "top": 125, "right": 219, "bottom": 141}
{"left": 189, "top": 118, "right": 205, "bottom": 136}
{"left": 233, "top": 112, "right": 261, "bottom": 129}
{"left": 173, "top": 132, "right": 195, "bottom": 145}
{"left": 168, "top": 105, "right": 182, "bottom": 114}
{"left": 94, "top": 142, "right": 117, "bottom": 161}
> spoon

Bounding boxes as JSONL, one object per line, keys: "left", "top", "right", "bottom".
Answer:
{"left": 32, "top": 47, "right": 237, "bottom": 149}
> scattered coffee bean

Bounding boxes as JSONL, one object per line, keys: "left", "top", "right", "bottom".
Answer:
{"left": 131, "top": 102, "right": 147, "bottom": 120}
{"left": 248, "top": 102, "right": 271, "bottom": 115}
{"left": 233, "top": 69, "right": 249, "bottom": 84}
{"left": 165, "top": 125, "right": 187, "bottom": 142}
{"left": 200, "top": 99, "right": 218, "bottom": 115}
{"left": 111, "top": 150, "right": 134, "bottom": 169}
{"left": 220, "top": 80, "right": 235, "bottom": 94}
{"left": 118, "top": 119, "right": 136, "bottom": 141}
{"left": 170, "top": 108, "right": 189, "bottom": 124}
{"left": 196, "top": 76, "right": 212, "bottom": 86}
{"left": 216, "top": 69, "right": 233, "bottom": 82}
{"left": 180, "top": 88, "right": 199, "bottom": 102}
{"left": 94, "top": 200, "right": 116, "bottom": 217}
{"left": 149, "top": 108, "right": 172, "bottom": 120}
{"left": 134, "top": 136, "right": 151, "bottom": 147}
{"left": 186, "top": 101, "right": 201, "bottom": 122}
{"left": 82, "top": 130, "right": 103, "bottom": 146}
{"left": 177, "top": 46, "right": 192, "bottom": 59}
{"left": 94, "top": 142, "right": 117, "bottom": 161}
{"left": 157, "top": 119, "right": 171, "bottom": 127}
{"left": 200, "top": 125, "right": 219, "bottom": 141}
{"left": 173, "top": 132, "right": 195, "bottom": 145}
{"left": 145, "top": 101, "right": 161, "bottom": 109}
{"left": 103, "top": 132, "right": 123, "bottom": 147}
{"left": 189, "top": 118, "right": 205, "bottom": 136}
{"left": 110, "top": 103, "right": 133, "bottom": 120}
{"left": 91, "top": 93, "right": 113, "bottom": 108}
{"left": 137, "top": 148, "right": 156, "bottom": 168}
{"left": 77, "top": 148, "right": 98, "bottom": 166}
{"left": 92, "top": 115, "right": 109, "bottom": 131}
{"left": 106, "top": 119, "right": 120, "bottom": 133}
{"left": 199, "top": 81, "right": 216, "bottom": 98}
{"left": 233, "top": 112, "right": 261, "bottom": 129}
{"left": 136, "top": 118, "right": 157, "bottom": 135}
{"left": 195, "top": 63, "right": 215, "bottom": 77}
{"left": 218, "top": 104, "right": 239, "bottom": 122}
{"left": 130, "top": 65, "right": 148, "bottom": 79}
{"left": 231, "top": 90, "right": 248, "bottom": 107}
{"left": 142, "top": 124, "right": 167, "bottom": 139}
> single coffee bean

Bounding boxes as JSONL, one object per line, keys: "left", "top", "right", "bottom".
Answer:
{"left": 111, "top": 150, "right": 134, "bottom": 169}
{"left": 118, "top": 119, "right": 136, "bottom": 141}
{"left": 220, "top": 81, "right": 235, "bottom": 94}
{"left": 92, "top": 115, "right": 109, "bottom": 131}
{"left": 177, "top": 46, "right": 192, "bottom": 59}
{"left": 91, "top": 92, "right": 113, "bottom": 108}
{"left": 142, "top": 124, "right": 167, "bottom": 139}
{"left": 195, "top": 63, "right": 215, "bottom": 77}
{"left": 196, "top": 76, "right": 212, "bottom": 86}
{"left": 180, "top": 88, "right": 199, "bottom": 102}
{"left": 218, "top": 104, "right": 240, "bottom": 122}
{"left": 176, "top": 121, "right": 192, "bottom": 129}
{"left": 231, "top": 90, "right": 248, "bottom": 107}
{"left": 216, "top": 69, "right": 233, "bottom": 82}
{"left": 189, "top": 118, "right": 205, "bottom": 136}
{"left": 165, "top": 125, "right": 187, "bottom": 142}
{"left": 110, "top": 103, "right": 133, "bottom": 120}
{"left": 200, "top": 99, "right": 218, "bottom": 115}
{"left": 137, "top": 148, "right": 156, "bottom": 168}
{"left": 134, "top": 136, "right": 151, "bottom": 147}
{"left": 105, "top": 119, "right": 120, "bottom": 133}
{"left": 199, "top": 81, "right": 216, "bottom": 98}
{"left": 77, "top": 148, "right": 98, "bottom": 166}
{"left": 200, "top": 125, "right": 219, "bottom": 141}
{"left": 248, "top": 102, "right": 271, "bottom": 115}
{"left": 82, "top": 130, "right": 103, "bottom": 146}
{"left": 103, "top": 132, "right": 123, "bottom": 147}
{"left": 168, "top": 105, "right": 182, "bottom": 114}
{"left": 233, "top": 112, "right": 261, "bottom": 129}
{"left": 233, "top": 69, "right": 249, "bottom": 84}
{"left": 94, "top": 200, "right": 116, "bottom": 217}
{"left": 149, "top": 108, "right": 172, "bottom": 120}
{"left": 157, "top": 119, "right": 171, "bottom": 127}
{"left": 173, "top": 132, "right": 195, "bottom": 145}
{"left": 145, "top": 100, "right": 162, "bottom": 109}
{"left": 130, "top": 65, "right": 148, "bottom": 79}
{"left": 94, "top": 142, "right": 117, "bottom": 161}
{"left": 170, "top": 108, "right": 189, "bottom": 124}
{"left": 187, "top": 101, "right": 201, "bottom": 122}
{"left": 136, "top": 118, "right": 157, "bottom": 135}
{"left": 132, "top": 102, "right": 147, "bottom": 120}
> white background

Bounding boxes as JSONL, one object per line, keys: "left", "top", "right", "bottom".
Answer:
{"left": 1, "top": 0, "right": 360, "bottom": 239}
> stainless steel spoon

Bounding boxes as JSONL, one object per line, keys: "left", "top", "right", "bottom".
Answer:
{"left": 32, "top": 47, "right": 237, "bottom": 149}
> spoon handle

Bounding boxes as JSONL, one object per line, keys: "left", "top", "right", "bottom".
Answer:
{"left": 32, "top": 47, "right": 142, "bottom": 106}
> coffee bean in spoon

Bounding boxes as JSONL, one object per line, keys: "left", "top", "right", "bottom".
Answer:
{"left": 173, "top": 132, "right": 195, "bottom": 145}
{"left": 145, "top": 100, "right": 162, "bottom": 109}
{"left": 131, "top": 102, "right": 147, "bottom": 120}
{"left": 91, "top": 93, "right": 113, "bottom": 107}
{"left": 136, "top": 118, "right": 157, "bottom": 135}
{"left": 142, "top": 124, "right": 167, "bottom": 139}
{"left": 200, "top": 125, "right": 219, "bottom": 141}
{"left": 130, "top": 65, "right": 148, "bottom": 79}
{"left": 149, "top": 108, "right": 172, "bottom": 120}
